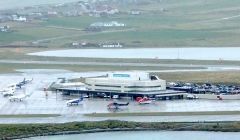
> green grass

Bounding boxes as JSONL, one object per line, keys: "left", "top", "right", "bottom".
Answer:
{"left": 42, "top": 16, "right": 100, "bottom": 29}
{"left": 0, "top": 32, "right": 35, "bottom": 43}
{"left": 78, "top": 28, "right": 227, "bottom": 47}
{"left": 85, "top": 111, "right": 240, "bottom": 117}
{"left": 0, "top": 62, "right": 199, "bottom": 74}
{"left": 1, "top": 0, "right": 240, "bottom": 47}
{"left": 154, "top": 71, "right": 240, "bottom": 85}
{"left": 0, "top": 26, "right": 81, "bottom": 45}
{"left": 2, "top": 120, "right": 240, "bottom": 139}
{"left": 38, "top": 0, "right": 240, "bottom": 47}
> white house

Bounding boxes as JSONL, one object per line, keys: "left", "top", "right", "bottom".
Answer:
{"left": 101, "top": 43, "right": 123, "bottom": 48}
{"left": 90, "top": 21, "right": 125, "bottom": 27}
{"left": 12, "top": 15, "right": 27, "bottom": 22}
{"left": 0, "top": 25, "right": 10, "bottom": 32}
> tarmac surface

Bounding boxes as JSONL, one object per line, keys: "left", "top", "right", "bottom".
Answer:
{"left": 1, "top": 70, "right": 240, "bottom": 123}
{"left": 28, "top": 47, "right": 240, "bottom": 61}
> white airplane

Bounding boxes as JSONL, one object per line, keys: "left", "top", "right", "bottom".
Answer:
{"left": 16, "top": 78, "right": 33, "bottom": 88}
{"left": 0, "top": 85, "right": 16, "bottom": 97}
{"left": 66, "top": 97, "right": 84, "bottom": 106}
{"left": 9, "top": 94, "right": 29, "bottom": 102}
{"left": 2, "top": 89, "right": 15, "bottom": 97}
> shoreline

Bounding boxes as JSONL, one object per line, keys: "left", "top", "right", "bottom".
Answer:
{"left": 2, "top": 120, "right": 240, "bottom": 139}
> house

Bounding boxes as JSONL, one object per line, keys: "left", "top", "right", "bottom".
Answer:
{"left": 0, "top": 25, "right": 10, "bottom": 32}
{"left": 47, "top": 11, "right": 58, "bottom": 16}
{"left": 12, "top": 15, "right": 27, "bottom": 22}
{"left": 130, "top": 10, "right": 141, "bottom": 15}
{"left": 72, "top": 42, "right": 80, "bottom": 46}
{"left": 100, "top": 43, "right": 123, "bottom": 48}
{"left": 90, "top": 21, "right": 125, "bottom": 27}
{"left": 92, "top": 5, "right": 119, "bottom": 15}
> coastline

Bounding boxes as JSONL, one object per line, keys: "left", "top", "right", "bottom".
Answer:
{"left": 2, "top": 120, "right": 240, "bottom": 139}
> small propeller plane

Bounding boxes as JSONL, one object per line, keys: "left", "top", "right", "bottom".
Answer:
{"left": 0, "top": 84, "right": 16, "bottom": 97}
{"left": 136, "top": 97, "right": 153, "bottom": 104}
{"left": 66, "top": 97, "right": 84, "bottom": 106}
{"left": 16, "top": 78, "right": 33, "bottom": 88}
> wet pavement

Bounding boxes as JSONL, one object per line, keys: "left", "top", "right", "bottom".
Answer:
{"left": 1, "top": 114, "right": 240, "bottom": 124}
{"left": 1, "top": 70, "right": 240, "bottom": 123}
{"left": 28, "top": 47, "right": 240, "bottom": 61}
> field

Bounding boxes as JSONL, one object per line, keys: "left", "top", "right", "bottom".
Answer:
{"left": 2, "top": 120, "right": 240, "bottom": 139}
{"left": 0, "top": 0, "right": 240, "bottom": 84}
{"left": 1, "top": 0, "right": 240, "bottom": 47}
{"left": 154, "top": 71, "right": 240, "bottom": 84}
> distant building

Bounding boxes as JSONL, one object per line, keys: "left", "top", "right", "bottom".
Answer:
{"left": 72, "top": 42, "right": 80, "bottom": 46}
{"left": 29, "top": 12, "right": 42, "bottom": 16}
{"left": 101, "top": 43, "right": 123, "bottom": 48}
{"left": 130, "top": 10, "right": 141, "bottom": 15}
{"left": 28, "top": 12, "right": 43, "bottom": 20}
{"left": 90, "top": 21, "right": 125, "bottom": 27}
{"left": 85, "top": 72, "right": 166, "bottom": 94}
{"left": 12, "top": 15, "right": 27, "bottom": 22}
{"left": 54, "top": 3, "right": 65, "bottom": 7}
{"left": 47, "top": 11, "right": 58, "bottom": 16}
{"left": 0, "top": 25, "right": 10, "bottom": 32}
{"left": 93, "top": 5, "right": 119, "bottom": 15}
{"left": 71, "top": 42, "right": 98, "bottom": 48}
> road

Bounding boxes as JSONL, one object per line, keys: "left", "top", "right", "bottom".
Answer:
{"left": 32, "top": 27, "right": 135, "bottom": 43}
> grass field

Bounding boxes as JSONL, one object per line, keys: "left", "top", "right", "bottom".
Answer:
{"left": 154, "top": 71, "right": 240, "bottom": 84}
{"left": 0, "top": 62, "right": 201, "bottom": 73}
{"left": 0, "top": 0, "right": 240, "bottom": 47}
{"left": 2, "top": 120, "right": 240, "bottom": 139}
{"left": 0, "top": 0, "right": 240, "bottom": 85}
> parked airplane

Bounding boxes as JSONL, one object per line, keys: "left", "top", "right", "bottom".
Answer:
{"left": 66, "top": 97, "right": 84, "bottom": 106}
{"left": 0, "top": 85, "right": 16, "bottom": 97}
{"left": 16, "top": 78, "right": 33, "bottom": 88}
{"left": 112, "top": 95, "right": 119, "bottom": 99}
{"left": 186, "top": 94, "right": 199, "bottom": 100}
{"left": 107, "top": 102, "right": 129, "bottom": 109}
{"left": 0, "top": 86, "right": 14, "bottom": 93}
{"left": 136, "top": 97, "right": 152, "bottom": 104}
{"left": 2, "top": 89, "right": 15, "bottom": 97}
{"left": 9, "top": 94, "right": 29, "bottom": 102}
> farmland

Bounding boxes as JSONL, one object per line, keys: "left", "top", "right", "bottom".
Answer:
{"left": 0, "top": 0, "right": 240, "bottom": 47}
{"left": 0, "top": 0, "right": 240, "bottom": 84}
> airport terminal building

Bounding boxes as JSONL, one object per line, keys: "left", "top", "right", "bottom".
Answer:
{"left": 57, "top": 71, "right": 185, "bottom": 99}
{"left": 85, "top": 72, "right": 166, "bottom": 94}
